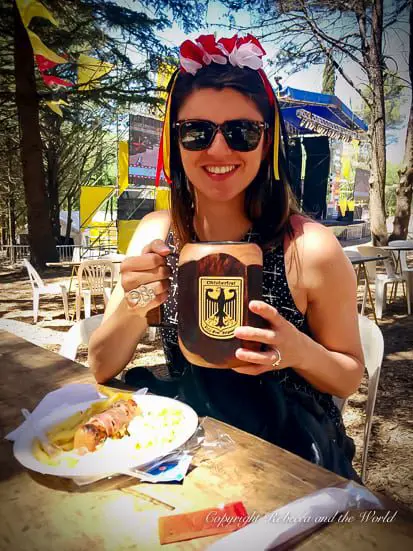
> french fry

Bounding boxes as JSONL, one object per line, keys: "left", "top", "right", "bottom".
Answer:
{"left": 46, "top": 399, "right": 110, "bottom": 440}
{"left": 37, "top": 394, "right": 134, "bottom": 463}
{"left": 58, "top": 442, "right": 74, "bottom": 452}
{"left": 46, "top": 410, "right": 88, "bottom": 438}
{"left": 98, "top": 386, "right": 134, "bottom": 400}
{"left": 49, "top": 428, "right": 79, "bottom": 445}
{"left": 32, "top": 439, "right": 59, "bottom": 466}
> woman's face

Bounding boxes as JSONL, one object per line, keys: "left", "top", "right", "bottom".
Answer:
{"left": 176, "top": 88, "right": 267, "bottom": 203}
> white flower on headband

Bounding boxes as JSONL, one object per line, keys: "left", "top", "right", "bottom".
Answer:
{"left": 179, "top": 33, "right": 266, "bottom": 75}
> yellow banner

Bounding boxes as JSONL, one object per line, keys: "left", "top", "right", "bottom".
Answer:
{"left": 156, "top": 62, "right": 176, "bottom": 117}
{"left": 80, "top": 186, "right": 114, "bottom": 227}
{"left": 16, "top": 0, "right": 58, "bottom": 27}
{"left": 27, "top": 29, "right": 66, "bottom": 64}
{"left": 78, "top": 54, "right": 114, "bottom": 90}
{"left": 155, "top": 188, "right": 170, "bottom": 211}
{"left": 339, "top": 199, "right": 347, "bottom": 216}
{"left": 156, "top": 62, "right": 176, "bottom": 99}
{"left": 118, "top": 141, "right": 129, "bottom": 193}
{"left": 118, "top": 220, "right": 140, "bottom": 254}
{"left": 341, "top": 156, "right": 351, "bottom": 181}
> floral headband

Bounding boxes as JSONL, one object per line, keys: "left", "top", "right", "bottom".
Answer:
{"left": 155, "top": 34, "right": 280, "bottom": 186}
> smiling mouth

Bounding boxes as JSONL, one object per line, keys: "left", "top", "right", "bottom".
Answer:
{"left": 202, "top": 165, "right": 239, "bottom": 178}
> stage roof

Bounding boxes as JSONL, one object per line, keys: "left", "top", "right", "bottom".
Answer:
{"left": 278, "top": 87, "right": 368, "bottom": 142}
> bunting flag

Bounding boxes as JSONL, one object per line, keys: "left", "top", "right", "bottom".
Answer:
{"left": 78, "top": 54, "right": 114, "bottom": 90}
{"left": 16, "top": 0, "right": 57, "bottom": 27}
{"left": 27, "top": 29, "right": 67, "bottom": 64}
{"left": 16, "top": 0, "right": 114, "bottom": 118}
{"left": 45, "top": 99, "right": 69, "bottom": 117}
{"left": 16, "top": 0, "right": 66, "bottom": 64}
{"left": 35, "top": 54, "right": 73, "bottom": 88}
{"left": 35, "top": 54, "right": 58, "bottom": 72}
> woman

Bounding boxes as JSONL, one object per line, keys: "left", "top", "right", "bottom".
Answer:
{"left": 89, "top": 34, "right": 364, "bottom": 479}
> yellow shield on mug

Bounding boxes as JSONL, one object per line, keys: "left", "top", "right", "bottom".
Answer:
{"left": 199, "top": 277, "right": 244, "bottom": 339}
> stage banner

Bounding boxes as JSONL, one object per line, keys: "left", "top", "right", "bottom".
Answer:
{"left": 129, "top": 114, "right": 165, "bottom": 187}
{"left": 287, "top": 138, "right": 302, "bottom": 202}
{"left": 118, "top": 220, "right": 140, "bottom": 253}
{"left": 354, "top": 167, "right": 370, "bottom": 199}
{"left": 80, "top": 186, "right": 114, "bottom": 227}
{"left": 118, "top": 141, "right": 129, "bottom": 193}
{"left": 302, "top": 137, "right": 330, "bottom": 219}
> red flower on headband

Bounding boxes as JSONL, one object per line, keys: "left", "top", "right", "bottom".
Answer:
{"left": 180, "top": 34, "right": 266, "bottom": 75}
{"left": 180, "top": 39, "right": 204, "bottom": 75}
{"left": 218, "top": 34, "right": 266, "bottom": 70}
{"left": 180, "top": 34, "right": 226, "bottom": 75}
{"left": 238, "top": 34, "right": 266, "bottom": 56}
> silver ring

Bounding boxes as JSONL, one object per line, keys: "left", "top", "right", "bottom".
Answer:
{"left": 126, "top": 284, "right": 156, "bottom": 308}
{"left": 271, "top": 347, "right": 282, "bottom": 368}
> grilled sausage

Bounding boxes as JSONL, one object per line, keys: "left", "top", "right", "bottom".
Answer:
{"left": 73, "top": 399, "right": 140, "bottom": 452}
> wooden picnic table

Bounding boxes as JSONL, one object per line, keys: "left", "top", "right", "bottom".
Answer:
{"left": 0, "top": 330, "right": 413, "bottom": 550}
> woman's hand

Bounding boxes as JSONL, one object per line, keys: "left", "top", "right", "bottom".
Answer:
{"left": 232, "top": 300, "right": 305, "bottom": 375}
{"left": 120, "top": 239, "right": 171, "bottom": 316}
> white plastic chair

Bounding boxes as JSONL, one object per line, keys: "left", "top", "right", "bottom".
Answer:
{"left": 388, "top": 241, "right": 413, "bottom": 296}
{"left": 99, "top": 253, "right": 126, "bottom": 282}
{"left": 23, "top": 259, "right": 69, "bottom": 323}
{"left": 75, "top": 260, "right": 114, "bottom": 320}
{"left": 399, "top": 249, "right": 413, "bottom": 308}
{"left": 357, "top": 245, "right": 411, "bottom": 319}
{"left": 72, "top": 246, "right": 81, "bottom": 262}
{"left": 333, "top": 315, "right": 384, "bottom": 483}
{"left": 59, "top": 314, "right": 104, "bottom": 361}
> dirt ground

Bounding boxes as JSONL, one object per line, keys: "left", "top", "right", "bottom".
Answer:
{"left": 1, "top": 263, "right": 412, "bottom": 512}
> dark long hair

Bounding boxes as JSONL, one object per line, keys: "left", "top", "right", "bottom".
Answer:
{"left": 168, "top": 63, "right": 300, "bottom": 249}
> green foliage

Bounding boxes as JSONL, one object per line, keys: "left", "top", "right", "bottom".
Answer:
{"left": 357, "top": 74, "right": 407, "bottom": 134}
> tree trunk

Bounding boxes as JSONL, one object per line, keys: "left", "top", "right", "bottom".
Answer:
{"left": 8, "top": 192, "right": 16, "bottom": 264}
{"left": 367, "top": 0, "right": 388, "bottom": 245}
{"left": 46, "top": 117, "right": 62, "bottom": 242}
{"left": 390, "top": 0, "right": 413, "bottom": 241}
{"left": 65, "top": 193, "right": 72, "bottom": 245}
{"left": 13, "top": 2, "right": 58, "bottom": 268}
{"left": 8, "top": 192, "right": 16, "bottom": 245}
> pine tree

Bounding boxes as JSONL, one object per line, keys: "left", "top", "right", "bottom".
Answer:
{"left": 5, "top": 0, "right": 207, "bottom": 267}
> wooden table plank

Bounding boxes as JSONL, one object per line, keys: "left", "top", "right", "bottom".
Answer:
{"left": 0, "top": 330, "right": 412, "bottom": 551}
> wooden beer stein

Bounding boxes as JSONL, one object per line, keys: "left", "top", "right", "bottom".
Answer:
{"left": 177, "top": 241, "right": 264, "bottom": 368}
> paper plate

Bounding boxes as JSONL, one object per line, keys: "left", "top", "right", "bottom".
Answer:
{"left": 13, "top": 394, "right": 198, "bottom": 478}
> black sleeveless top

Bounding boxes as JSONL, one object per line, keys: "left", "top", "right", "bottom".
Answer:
{"left": 159, "top": 228, "right": 343, "bottom": 432}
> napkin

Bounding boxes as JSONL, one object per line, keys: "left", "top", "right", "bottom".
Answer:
{"left": 5, "top": 384, "right": 102, "bottom": 442}
{"left": 207, "top": 482, "right": 385, "bottom": 551}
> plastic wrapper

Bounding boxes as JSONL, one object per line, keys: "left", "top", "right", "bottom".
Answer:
{"left": 207, "top": 481, "right": 387, "bottom": 550}
{"left": 73, "top": 416, "right": 235, "bottom": 486}
{"left": 123, "top": 416, "right": 236, "bottom": 483}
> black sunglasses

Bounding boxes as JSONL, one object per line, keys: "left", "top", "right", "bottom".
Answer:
{"left": 174, "top": 119, "right": 268, "bottom": 152}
